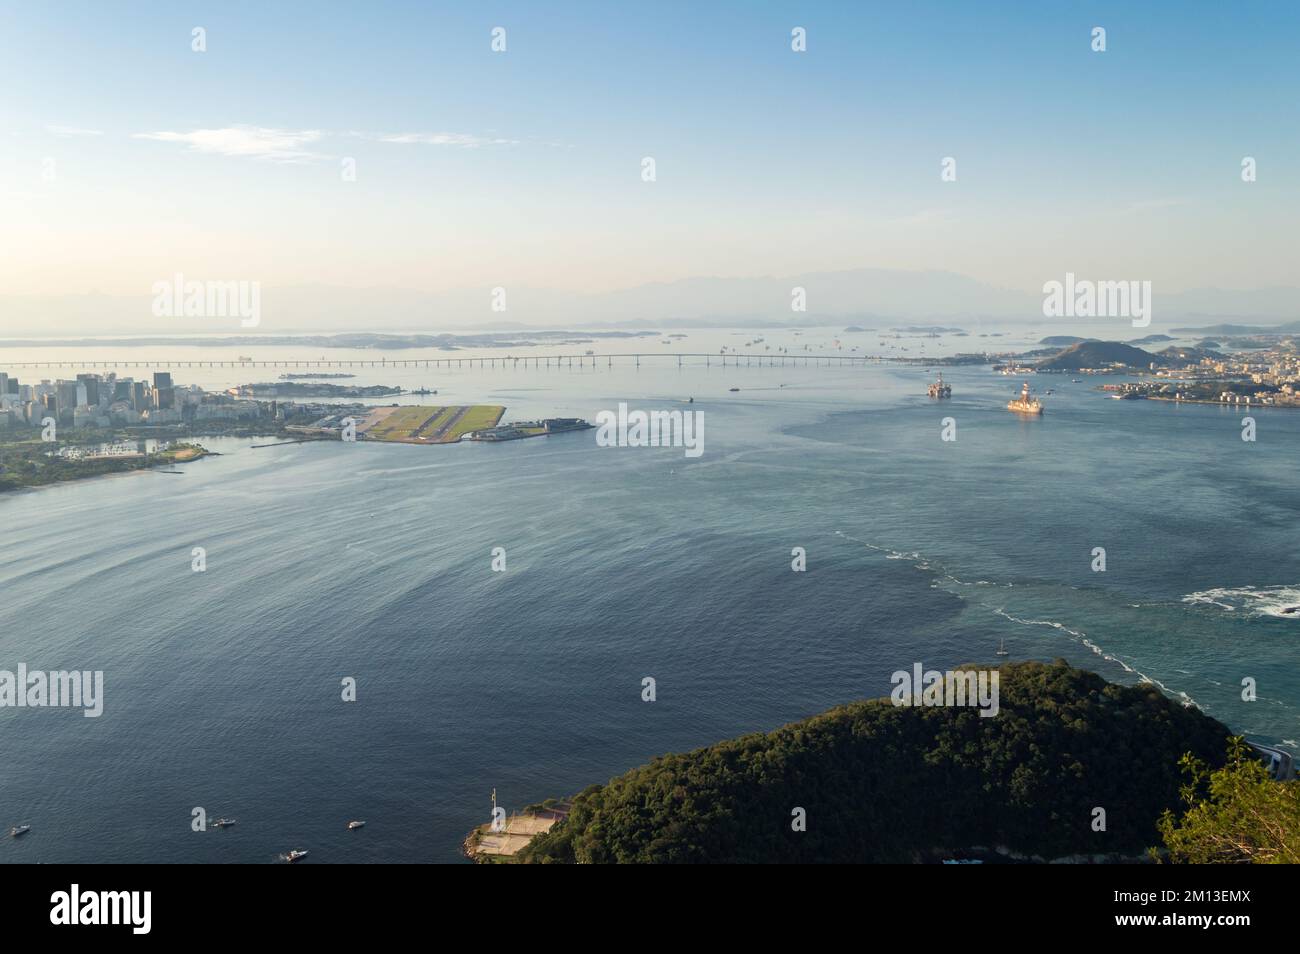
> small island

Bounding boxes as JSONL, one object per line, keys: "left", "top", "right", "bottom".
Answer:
{"left": 231, "top": 381, "right": 403, "bottom": 399}
{"left": 278, "top": 372, "right": 356, "bottom": 380}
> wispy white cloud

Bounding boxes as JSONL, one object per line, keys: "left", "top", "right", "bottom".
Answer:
{"left": 132, "top": 126, "right": 325, "bottom": 162}
{"left": 130, "top": 126, "right": 518, "bottom": 160}
{"left": 46, "top": 125, "right": 104, "bottom": 137}
{"left": 371, "top": 132, "right": 519, "bottom": 147}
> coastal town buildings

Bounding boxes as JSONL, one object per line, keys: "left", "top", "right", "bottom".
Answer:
{"left": 0, "top": 369, "right": 271, "bottom": 430}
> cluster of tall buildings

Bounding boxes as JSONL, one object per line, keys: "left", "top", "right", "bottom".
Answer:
{"left": 0, "top": 370, "right": 262, "bottom": 429}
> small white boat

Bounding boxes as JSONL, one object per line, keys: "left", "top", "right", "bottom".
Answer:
{"left": 285, "top": 849, "right": 309, "bottom": 863}
{"left": 347, "top": 820, "right": 366, "bottom": 830}
{"left": 996, "top": 639, "right": 1009, "bottom": 657}
{"left": 8, "top": 825, "right": 31, "bottom": 837}
{"left": 212, "top": 818, "right": 236, "bottom": 829}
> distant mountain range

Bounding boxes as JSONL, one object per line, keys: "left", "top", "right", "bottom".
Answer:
{"left": 0, "top": 331, "right": 657, "bottom": 351}
{"left": 4, "top": 269, "right": 1299, "bottom": 337}
{"left": 1169, "top": 320, "right": 1300, "bottom": 335}
{"left": 0, "top": 269, "right": 1027, "bottom": 336}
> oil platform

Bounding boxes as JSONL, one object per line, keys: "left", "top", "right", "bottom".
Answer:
{"left": 1007, "top": 381, "right": 1043, "bottom": 415}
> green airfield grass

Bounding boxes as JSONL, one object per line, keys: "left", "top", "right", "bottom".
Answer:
{"left": 365, "top": 405, "right": 505, "bottom": 443}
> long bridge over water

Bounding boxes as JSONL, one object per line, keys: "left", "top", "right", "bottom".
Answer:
{"left": 0, "top": 352, "right": 889, "bottom": 371}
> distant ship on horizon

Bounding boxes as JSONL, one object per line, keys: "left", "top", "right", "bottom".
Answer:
{"left": 1007, "top": 381, "right": 1043, "bottom": 415}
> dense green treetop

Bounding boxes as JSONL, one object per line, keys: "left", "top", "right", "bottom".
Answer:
{"left": 518, "top": 661, "right": 1234, "bottom": 864}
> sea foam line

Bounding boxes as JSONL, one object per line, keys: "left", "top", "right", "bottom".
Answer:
{"left": 831, "top": 531, "right": 1201, "bottom": 708}
{"left": 991, "top": 608, "right": 1198, "bottom": 708}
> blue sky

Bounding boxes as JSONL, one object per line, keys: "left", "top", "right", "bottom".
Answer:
{"left": 2, "top": 0, "right": 1298, "bottom": 310}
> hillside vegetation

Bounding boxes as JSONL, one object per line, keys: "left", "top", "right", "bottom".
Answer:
{"left": 517, "top": 662, "right": 1233, "bottom": 863}
{"left": 1158, "top": 737, "right": 1300, "bottom": 864}
{"left": 1034, "top": 340, "right": 1224, "bottom": 371}
{"left": 1035, "top": 341, "right": 1160, "bottom": 370}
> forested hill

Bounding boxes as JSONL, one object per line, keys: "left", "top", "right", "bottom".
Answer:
{"left": 1033, "top": 339, "right": 1225, "bottom": 370}
{"left": 517, "top": 662, "right": 1232, "bottom": 863}
{"left": 1035, "top": 340, "right": 1159, "bottom": 370}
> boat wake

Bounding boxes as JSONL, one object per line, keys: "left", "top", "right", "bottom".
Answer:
{"left": 833, "top": 530, "right": 1014, "bottom": 590}
{"left": 1182, "top": 585, "right": 1300, "bottom": 620}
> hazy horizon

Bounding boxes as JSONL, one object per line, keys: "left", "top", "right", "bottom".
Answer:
{"left": 4, "top": 267, "right": 1300, "bottom": 338}
{"left": 4, "top": 1, "right": 1300, "bottom": 337}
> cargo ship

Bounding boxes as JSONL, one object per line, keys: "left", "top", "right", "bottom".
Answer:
{"left": 927, "top": 373, "right": 951, "bottom": 398}
{"left": 1007, "top": 381, "right": 1043, "bottom": 415}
